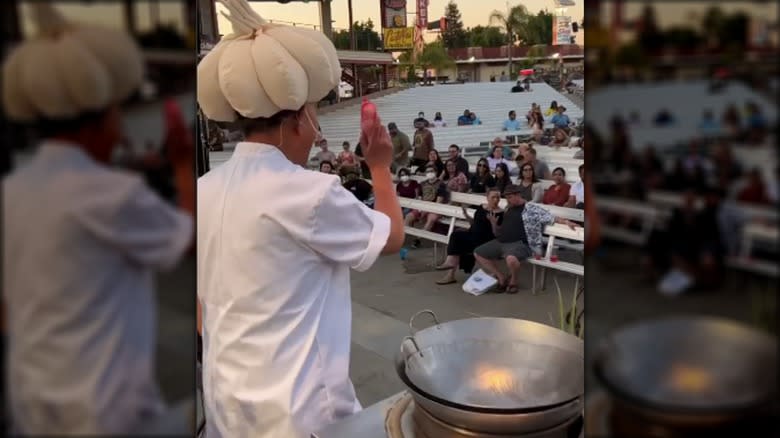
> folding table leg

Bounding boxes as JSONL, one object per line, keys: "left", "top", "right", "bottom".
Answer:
{"left": 531, "top": 265, "right": 537, "bottom": 295}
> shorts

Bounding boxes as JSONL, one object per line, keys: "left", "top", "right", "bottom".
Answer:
{"left": 407, "top": 209, "right": 440, "bottom": 223}
{"left": 474, "top": 239, "right": 533, "bottom": 261}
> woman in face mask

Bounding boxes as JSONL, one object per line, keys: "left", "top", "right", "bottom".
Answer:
{"left": 396, "top": 168, "right": 420, "bottom": 216}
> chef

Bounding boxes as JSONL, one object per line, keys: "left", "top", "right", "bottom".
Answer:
{"left": 195, "top": 1, "right": 405, "bottom": 437}
{"left": 2, "top": 3, "right": 194, "bottom": 435}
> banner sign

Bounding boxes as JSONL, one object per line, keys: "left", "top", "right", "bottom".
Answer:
{"left": 381, "top": 0, "right": 407, "bottom": 28}
{"left": 416, "top": 0, "right": 429, "bottom": 28}
{"left": 383, "top": 27, "right": 415, "bottom": 50}
{"left": 553, "top": 15, "right": 572, "bottom": 45}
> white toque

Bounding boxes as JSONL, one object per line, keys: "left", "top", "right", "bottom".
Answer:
{"left": 197, "top": 0, "right": 341, "bottom": 122}
{"left": 1, "top": 2, "right": 144, "bottom": 122}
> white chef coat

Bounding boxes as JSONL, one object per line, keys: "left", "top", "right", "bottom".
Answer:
{"left": 197, "top": 142, "right": 390, "bottom": 438}
{"left": 2, "top": 140, "right": 193, "bottom": 434}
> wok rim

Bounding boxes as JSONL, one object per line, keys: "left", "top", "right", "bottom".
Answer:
{"left": 395, "top": 349, "right": 582, "bottom": 414}
{"left": 403, "top": 338, "right": 584, "bottom": 412}
{"left": 592, "top": 315, "right": 778, "bottom": 417}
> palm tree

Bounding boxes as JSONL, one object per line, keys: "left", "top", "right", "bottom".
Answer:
{"left": 489, "top": 5, "right": 532, "bottom": 77}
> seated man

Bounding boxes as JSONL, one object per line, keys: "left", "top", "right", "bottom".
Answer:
{"left": 511, "top": 80, "right": 524, "bottom": 93}
{"left": 457, "top": 109, "right": 472, "bottom": 126}
{"left": 404, "top": 165, "right": 450, "bottom": 248}
{"left": 474, "top": 185, "right": 576, "bottom": 294}
{"left": 503, "top": 110, "right": 521, "bottom": 131}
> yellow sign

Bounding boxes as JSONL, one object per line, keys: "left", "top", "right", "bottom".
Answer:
{"left": 383, "top": 27, "right": 414, "bottom": 50}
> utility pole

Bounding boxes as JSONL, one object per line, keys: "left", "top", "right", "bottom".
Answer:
{"left": 348, "top": 0, "right": 355, "bottom": 50}
{"left": 506, "top": 1, "right": 513, "bottom": 78}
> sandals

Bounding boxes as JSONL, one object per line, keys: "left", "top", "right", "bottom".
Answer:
{"left": 435, "top": 264, "right": 457, "bottom": 271}
{"left": 505, "top": 284, "right": 519, "bottom": 294}
{"left": 436, "top": 278, "right": 457, "bottom": 285}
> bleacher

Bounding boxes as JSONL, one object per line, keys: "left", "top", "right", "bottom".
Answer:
{"left": 316, "top": 81, "right": 583, "bottom": 155}
{"left": 587, "top": 80, "right": 778, "bottom": 152}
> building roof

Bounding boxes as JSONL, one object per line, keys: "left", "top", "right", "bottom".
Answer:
{"left": 448, "top": 45, "right": 584, "bottom": 63}
{"left": 336, "top": 50, "right": 395, "bottom": 65}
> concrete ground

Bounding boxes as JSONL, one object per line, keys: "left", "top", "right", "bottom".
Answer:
{"left": 348, "top": 241, "right": 584, "bottom": 406}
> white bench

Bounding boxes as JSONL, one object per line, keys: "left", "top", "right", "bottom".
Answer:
{"left": 726, "top": 222, "right": 779, "bottom": 278}
{"left": 528, "top": 224, "right": 585, "bottom": 295}
{"left": 398, "top": 197, "right": 464, "bottom": 262}
{"left": 596, "top": 196, "right": 660, "bottom": 246}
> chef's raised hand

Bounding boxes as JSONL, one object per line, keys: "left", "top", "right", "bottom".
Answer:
{"left": 359, "top": 99, "right": 393, "bottom": 169}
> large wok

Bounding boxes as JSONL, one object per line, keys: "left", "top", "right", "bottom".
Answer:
{"left": 400, "top": 310, "right": 584, "bottom": 411}
{"left": 593, "top": 315, "right": 778, "bottom": 427}
{"left": 394, "top": 352, "right": 583, "bottom": 434}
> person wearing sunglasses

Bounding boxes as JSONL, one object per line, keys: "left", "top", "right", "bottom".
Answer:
{"left": 469, "top": 158, "right": 495, "bottom": 194}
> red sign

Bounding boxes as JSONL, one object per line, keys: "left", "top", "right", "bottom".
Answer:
{"left": 417, "top": 0, "right": 428, "bottom": 28}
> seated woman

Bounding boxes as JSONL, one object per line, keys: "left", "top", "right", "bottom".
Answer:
{"left": 542, "top": 167, "right": 571, "bottom": 206}
{"left": 493, "top": 162, "right": 512, "bottom": 196}
{"left": 405, "top": 165, "right": 450, "bottom": 248}
{"left": 396, "top": 167, "right": 421, "bottom": 216}
{"left": 549, "top": 128, "right": 570, "bottom": 148}
{"left": 469, "top": 158, "right": 495, "bottom": 194}
{"left": 442, "top": 159, "right": 469, "bottom": 193}
{"left": 516, "top": 163, "right": 544, "bottom": 202}
{"left": 544, "top": 100, "right": 558, "bottom": 117}
{"left": 486, "top": 145, "right": 514, "bottom": 173}
{"left": 416, "top": 149, "right": 445, "bottom": 177}
{"left": 432, "top": 112, "right": 447, "bottom": 127}
{"left": 435, "top": 189, "right": 504, "bottom": 285}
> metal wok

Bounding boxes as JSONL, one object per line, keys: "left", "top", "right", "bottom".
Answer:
{"left": 400, "top": 310, "right": 584, "bottom": 411}
{"left": 593, "top": 315, "right": 778, "bottom": 427}
{"left": 394, "top": 351, "right": 584, "bottom": 434}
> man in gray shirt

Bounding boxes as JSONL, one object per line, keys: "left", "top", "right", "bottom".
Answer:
{"left": 527, "top": 147, "right": 551, "bottom": 180}
{"left": 474, "top": 185, "right": 576, "bottom": 293}
{"left": 388, "top": 122, "right": 411, "bottom": 172}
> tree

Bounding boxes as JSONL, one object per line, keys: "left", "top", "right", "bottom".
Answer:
{"left": 636, "top": 4, "right": 663, "bottom": 54}
{"left": 417, "top": 41, "right": 455, "bottom": 73}
{"left": 489, "top": 5, "right": 532, "bottom": 76}
{"left": 524, "top": 10, "right": 554, "bottom": 46}
{"left": 441, "top": 1, "right": 468, "bottom": 49}
{"left": 467, "top": 25, "right": 505, "bottom": 48}
{"left": 333, "top": 19, "right": 381, "bottom": 51}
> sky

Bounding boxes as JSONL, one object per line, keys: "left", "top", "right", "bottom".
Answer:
{"left": 215, "top": 1, "right": 585, "bottom": 35}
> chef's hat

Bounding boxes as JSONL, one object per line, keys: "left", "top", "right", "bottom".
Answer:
{"left": 1, "top": 3, "right": 144, "bottom": 122}
{"left": 197, "top": 0, "right": 341, "bottom": 122}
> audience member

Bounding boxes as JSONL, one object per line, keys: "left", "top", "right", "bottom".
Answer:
{"left": 516, "top": 163, "right": 543, "bottom": 203}
{"left": 435, "top": 188, "right": 504, "bottom": 285}
{"left": 549, "top": 128, "right": 570, "bottom": 148}
{"left": 544, "top": 101, "right": 558, "bottom": 117}
{"left": 447, "top": 144, "right": 470, "bottom": 177}
{"left": 413, "top": 111, "right": 430, "bottom": 128}
{"left": 721, "top": 103, "right": 741, "bottom": 138}
{"left": 492, "top": 162, "right": 512, "bottom": 195}
{"left": 527, "top": 148, "right": 551, "bottom": 180}
{"left": 698, "top": 109, "right": 720, "bottom": 137}
{"left": 653, "top": 108, "right": 675, "bottom": 126}
{"left": 442, "top": 160, "right": 469, "bottom": 193}
{"left": 529, "top": 110, "right": 544, "bottom": 142}
{"left": 432, "top": 112, "right": 447, "bottom": 127}
{"left": 396, "top": 168, "right": 420, "bottom": 216}
{"left": 353, "top": 142, "right": 370, "bottom": 179}
{"left": 487, "top": 144, "right": 513, "bottom": 173}
{"left": 319, "top": 160, "right": 334, "bottom": 174}
{"left": 457, "top": 109, "right": 472, "bottom": 126}
{"left": 565, "top": 164, "right": 585, "bottom": 209}
{"left": 736, "top": 168, "right": 771, "bottom": 205}
{"left": 542, "top": 167, "right": 571, "bottom": 206}
{"left": 550, "top": 106, "right": 570, "bottom": 130}
{"left": 469, "top": 112, "right": 482, "bottom": 125}
{"left": 503, "top": 110, "right": 521, "bottom": 131}
{"left": 388, "top": 122, "right": 411, "bottom": 171}
{"left": 337, "top": 141, "right": 357, "bottom": 175}
{"left": 417, "top": 149, "right": 445, "bottom": 177}
{"left": 470, "top": 158, "right": 496, "bottom": 194}
{"left": 314, "top": 138, "right": 336, "bottom": 163}
{"left": 405, "top": 165, "right": 450, "bottom": 248}
{"left": 511, "top": 80, "right": 525, "bottom": 93}
{"left": 342, "top": 168, "right": 373, "bottom": 206}
{"left": 411, "top": 119, "right": 434, "bottom": 170}
{"left": 474, "top": 185, "right": 578, "bottom": 293}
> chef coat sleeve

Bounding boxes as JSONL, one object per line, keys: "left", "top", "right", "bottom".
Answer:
{"left": 305, "top": 179, "right": 391, "bottom": 272}
{"left": 76, "top": 177, "right": 193, "bottom": 272}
